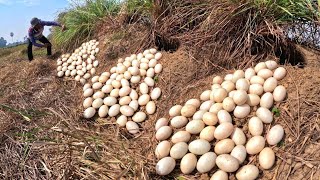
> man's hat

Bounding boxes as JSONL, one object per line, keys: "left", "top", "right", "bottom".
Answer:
{"left": 30, "top": 17, "right": 40, "bottom": 27}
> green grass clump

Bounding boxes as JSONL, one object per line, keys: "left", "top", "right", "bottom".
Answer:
{"left": 234, "top": 0, "right": 320, "bottom": 23}
{"left": 125, "top": 0, "right": 153, "bottom": 15}
{"left": 53, "top": 0, "right": 121, "bottom": 51}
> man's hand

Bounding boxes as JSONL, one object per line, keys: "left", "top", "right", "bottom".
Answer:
{"left": 43, "top": 43, "right": 51, "bottom": 48}
{"left": 61, "top": 25, "right": 66, "bottom": 31}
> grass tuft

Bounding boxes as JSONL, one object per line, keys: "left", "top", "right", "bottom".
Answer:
{"left": 53, "top": 0, "right": 121, "bottom": 51}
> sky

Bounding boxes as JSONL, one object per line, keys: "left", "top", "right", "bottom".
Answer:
{"left": 0, "top": 0, "right": 71, "bottom": 43}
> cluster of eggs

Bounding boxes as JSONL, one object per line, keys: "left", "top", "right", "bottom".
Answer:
{"left": 155, "top": 60, "right": 287, "bottom": 179}
{"left": 56, "top": 40, "right": 100, "bottom": 84}
{"left": 82, "top": 48, "right": 163, "bottom": 134}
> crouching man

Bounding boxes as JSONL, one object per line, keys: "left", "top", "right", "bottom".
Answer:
{"left": 27, "top": 17, "right": 65, "bottom": 61}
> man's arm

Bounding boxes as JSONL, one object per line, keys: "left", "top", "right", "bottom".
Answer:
{"left": 28, "top": 31, "right": 44, "bottom": 47}
{"left": 41, "top": 20, "right": 61, "bottom": 27}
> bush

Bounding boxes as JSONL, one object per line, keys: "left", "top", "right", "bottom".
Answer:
{"left": 53, "top": 0, "right": 121, "bottom": 51}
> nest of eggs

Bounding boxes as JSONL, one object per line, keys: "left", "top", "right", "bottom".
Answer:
{"left": 154, "top": 60, "right": 288, "bottom": 179}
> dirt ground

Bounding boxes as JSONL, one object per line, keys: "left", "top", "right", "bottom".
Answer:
{"left": 0, "top": 41, "right": 319, "bottom": 179}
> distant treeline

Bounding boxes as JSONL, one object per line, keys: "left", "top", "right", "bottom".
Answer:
{"left": 0, "top": 37, "right": 28, "bottom": 48}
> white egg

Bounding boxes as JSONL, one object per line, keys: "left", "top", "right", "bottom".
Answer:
{"left": 188, "top": 139, "right": 211, "bottom": 155}
{"left": 155, "top": 118, "right": 169, "bottom": 131}
{"left": 273, "top": 85, "right": 287, "bottom": 102}
{"left": 156, "top": 126, "right": 172, "bottom": 140}
{"left": 138, "top": 94, "right": 150, "bottom": 106}
{"left": 146, "top": 101, "right": 156, "bottom": 114}
{"left": 131, "top": 75, "right": 141, "bottom": 84}
{"left": 83, "top": 97, "right": 93, "bottom": 108}
{"left": 120, "top": 105, "right": 134, "bottom": 116}
{"left": 259, "top": 147, "right": 275, "bottom": 169}
{"left": 236, "top": 78, "right": 250, "bottom": 91}
{"left": 232, "top": 70, "right": 245, "bottom": 83}
{"left": 144, "top": 77, "right": 155, "bottom": 86}
{"left": 265, "top": 60, "right": 278, "bottom": 70}
{"left": 180, "top": 153, "right": 197, "bottom": 174}
{"left": 210, "top": 170, "right": 228, "bottom": 180}
{"left": 155, "top": 64, "right": 163, "bottom": 73}
{"left": 250, "top": 75, "right": 265, "bottom": 85}
{"left": 116, "top": 115, "right": 127, "bottom": 127}
{"left": 155, "top": 141, "right": 171, "bottom": 159}
{"left": 102, "top": 84, "right": 113, "bottom": 94}
{"left": 213, "top": 88, "right": 228, "bottom": 103}
{"left": 170, "top": 116, "right": 188, "bottom": 128}
{"left": 273, "top": 67, "right": 287, "bottom": 80}
{"left": 214, "top": 138, "right": 235, "bottom": 154}
{"left": 267, "top": 124, "right": 284, "bottom": 145}
{"left": 171, "top": 131, "right": 191, "bottom": 143}
{"left": 119, "top": 86, "right": 131, "bottom": 97}
{"left": 83, "top": 88, "right": 94, "bottom": 97}
{"left": 200, "top": 90, "right": 211, "bottom": 101}
{"left": 260, "top": 92, "right": 274, "bottom": 109}
{"left": 256, "top": 107, "right": 273, "bottom": 123}
{"left": 254, "top": 62, "right": 267, "bottom": 72}
{"left": 83, "top": 73, "right": 91, "bottom": 80}
{"left": 186, "top": 120, "right": 205, "bottom": 134}
{"left": 119, "top": 96, "right": 131, "bottom": 105}
{"left": 93, "top": 91, "right": 105, "bottom": 99}
{"left": 132, "top": 112, "right": 147, "bottom": 122}
{"left": 90, "top": 68, "right": 96, "bottom": 75}
{"left": 75, "top": 75, "right": 81, "bottom": 81}
{"left": 129, "top": 100, "right": 139, "bottom": 111}
{"left": 236, "top": 165, "right": 259, "bottom": 180}
{"left": 258, "top": 69, "right": 273, "bottom": 79}
{"left": 71, "top": 69, "right": 77, "bottom": 76}
{"left": 200, "top": 100, "right": 213, "bottom": 111}
{"left": 186, "top": 99, "right": 201, "bottom": 108}
{"left": 170, "top": 142, "right": 188, "bottom": 159}
{"left": 57, "top": 71, "right": 64, "bottom": 77}
{"left": 264, "top": 77, "right": 278, "bottom": 92}
{"left": 126, "top": 121, "right": 139, "bottom": 134}
{"left": 248, "top": 117, "right": 263, "bottom": 136}
{"left": 233, "top": 104, "right": 250, "bottom": 118}
{"left": 129, "top": 89, "right": 138, "bottom": 100}
{"left": 169, "top": 105, "right": 182, "bottom": 117}
{"left": 83, "top": 107, "right": 96, "bottom": 118}
{"left": 92, "top": 82, "right": 103, "bottom": 90}
{"left": 149, "top": 59, "right": 157, "bottom": 68}
{"left": 217, "top": 110, "right": 232, "bottom": 123}
{"left": 249, "top": 84, "right": 264, "bottom": 96}
{"left": 155, "top": 52, "right": 162, "bottom": 60}
{"left": 209, "top": 103, "right": 223, "bottom": 114}
{"left": 108, "top": 104, "right": 120, "bottom": 117}
{"left": 246, "top": 94, "right": 260, "bottom": 106}
{"left": 139, "top": 83, "right": 149, "bottom": 94}
{"left": 214, "top": 122, "right": 234, "bottom": 140}
{"left": 231, "top": 128, "right": 246, "bottom": 145}
{"left": 245, "top": 68, "right": 256, "bottom": 80}
{"left": 92, "top": 98, "right": 103, "bottom": 109}
{"left": 231, "top": 145, "right": 247, "bottom": 164}
{"left": 181, "top": 104, "right": 197, "bottom": 117}
{"left": 93, "top": 60, "right": 99, "bottom": 67}
{"left": 233, "top": 90, "right": 248, "bottom": 105}
{"left": 98, "top": 105, "right": 109, "bottom": 117}
{"left": 196, "top": 152, "right": 217, "bottom": 173}
{"left": 216, "top": 154, "right": 239, "bottom": 172}
{"left": 246, "top": 136, "right": 265, "bottom": 154}
{"left": 121, "top": 79, "right": 130, "bottom": 87}
{"left": 212, "top": 76, "right": 223, "bottom": 84}
{"left": 199, "top": 126, "right": 215, "bottom": 142}
{"left": 222, "top": 97, "right": 235, "bottom": 112}
{"left": 203, "top": 112, "right": 218, "bottom": 126}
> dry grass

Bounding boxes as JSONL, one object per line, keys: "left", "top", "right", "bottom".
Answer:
{"left": 1, "top": 44, "right": 319, "bottom": 179}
